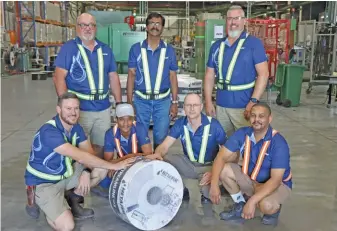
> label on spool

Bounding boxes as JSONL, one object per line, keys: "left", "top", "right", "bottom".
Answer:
{"left": 109, "top": 159, "right": 183, "bottom": 231}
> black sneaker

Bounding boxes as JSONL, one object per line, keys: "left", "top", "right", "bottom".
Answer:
{"left": 200, "top": 195, "right": 212, "bottom": 204}
{"left": 219, "top": 201, "right": 245, "bottom": 221}
{"left": 261, "top": 206, "right": 281, "bottom": 226}
{"left": 183, "top": 187, "right": 190, "bottom": 201}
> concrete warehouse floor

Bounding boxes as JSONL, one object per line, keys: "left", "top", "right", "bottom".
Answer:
{"left": 1, "top": 74, "right": 337, "bottom": 231}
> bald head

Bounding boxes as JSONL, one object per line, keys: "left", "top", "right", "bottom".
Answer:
{"left": 183, "top": 93, "right": 203, "bottom": 119}
{"left": 184, "top": 93, "right": 202, "bottom": 105}
{"left": 77, "top": 13, "right": 96, "bottom": 24}
{"left": 76, "top": 13, "right": 97, "bottom": 42}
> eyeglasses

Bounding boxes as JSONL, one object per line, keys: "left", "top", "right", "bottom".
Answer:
{"left": 226, "top": 16, "right": 245, "bottom": 22}
{"left": 184, "top": 104, "right": 202, "bottom": 109}
{"left": 77, "top": 23, "right": 96, "bottom": 29}
{"left": 148, "top": 22, "right": 162, "bottom": 27}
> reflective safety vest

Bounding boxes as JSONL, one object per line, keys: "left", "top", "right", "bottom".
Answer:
{"left": 134, "top": 41, "right": 171, "bottom": 100}
{"left": 242, "top": 129, "right": 292, "bottom": 182}
{"left": 68, "top": 44, "right": 109, "bottom": 101}
{"left": 217, "top": 35, "right": 256, "bottom": 91}
{"left": 183, "top": 116, "right": 212, "bottom": 164}
{"left": 26, "top": 120, "right": 77, "bottom": 181}
{"left": 113, "top": 122, "right": 138, "bottom": 158}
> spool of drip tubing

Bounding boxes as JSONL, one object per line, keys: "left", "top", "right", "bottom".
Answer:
{"left": 109, "top": 157, "right": 183, "bottom": 231}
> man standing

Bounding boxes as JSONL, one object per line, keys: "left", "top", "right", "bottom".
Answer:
{"left": 24, "top": 93, "right": 134, "bottom": 231}
{"left": 155, "top": 93, "right": 227, "bottom": 203}
{"left": 127, "top": 12, "right": 179, "bottom": 150}
{"left": 209, "top": 103, "right": 292, "bottom": 226}
{"left": 92, "top": 103, "right": 160, "bottom": 198}
{"left": 204, "top": 5, "right": 269, "bottom": 136}
{"left": 53, "top": 13, "right": 122, "bottom": 157}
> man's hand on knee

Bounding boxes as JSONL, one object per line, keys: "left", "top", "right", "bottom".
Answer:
{"left": 76, "top": 171, "right": 91, "bottom": 196}
{"left": 199, "top": 172, "right": 212, "bottom": 186}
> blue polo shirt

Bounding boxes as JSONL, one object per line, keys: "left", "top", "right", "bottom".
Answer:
{"left": 104, "top": 122, "right": 150, "bottom": 155}
{"left": 25, "top": 115, "right": 87, "bottom": 186}
{"left": 55, "top": 37, "right": 117, "bottom": 112}
{"left": 128, "top": 39, "right": 178, "bottom": 95}
{"left": 207, "top": 31, "right": 268, "bottom": 108}
{"left": 225, "top": 126, "right": 292, "bottom": 188}
{"left": 169, "top": 113, "right": 227, "bottom": 163}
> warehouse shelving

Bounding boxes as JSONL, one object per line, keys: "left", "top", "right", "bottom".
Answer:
{"left": 15, "top": 1, "right": 75, "bottom": 70}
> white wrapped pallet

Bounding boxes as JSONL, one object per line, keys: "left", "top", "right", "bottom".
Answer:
{"left": 46, "top": 2, "right": 60, "bottom": 21}
{"left": 21, "top": 1, "right": 40, "bottom": 18}
{"left": 176, "top": 74, "right": 202, "bottom": 116}
{"left": 22, "top": 21, "right": 34, "bottom": 43}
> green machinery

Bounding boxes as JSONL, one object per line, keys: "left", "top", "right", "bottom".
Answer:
{"left": 194, "top": 19, "right": 225, "bottom": 79}
{"left": 96, "top": 23, "right": 146, "bottom": 74}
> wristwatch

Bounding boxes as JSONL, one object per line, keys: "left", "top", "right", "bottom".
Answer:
{"left": 172, "top": 100, "right": 178, "bottom": 104}
{"left": 83, "top": 168, "right": 92, "bottom": 174}
{"left": 250, "top": 98, "right": 259, "bottom": 103}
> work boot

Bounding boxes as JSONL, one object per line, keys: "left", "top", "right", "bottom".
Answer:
{"left": 65, "top": 190, "right": 94, "bottom": 220}
{"left": 261, "top": 206, "right": 281, "bottom": 226}
{"left": 201, "top": 195, "right": 212, "bottom": 204}
{"left": 25, "top": 186, "right": 40, "bottom": 219}
{"left": 219, "top": 201, "right": 245, "bottom": 221}
{"left": 183, "top": 187, "right": 190, "bottom": 201}
{"left": 91, "top": 186, "right": 109, "bottom": 199}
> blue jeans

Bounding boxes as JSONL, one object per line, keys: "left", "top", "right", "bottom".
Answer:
{"left": 99, "top": 176, "right": 112, "bottom": 188}
{"left": 134, "top": 95, "right": 171, "bottom": 147}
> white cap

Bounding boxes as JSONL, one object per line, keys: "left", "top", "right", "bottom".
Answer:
{"left": 116, "top": 103, "right": 134, "bottom": 118}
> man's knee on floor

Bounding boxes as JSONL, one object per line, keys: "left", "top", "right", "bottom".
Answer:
{"left": 53, "top": 210, "right": 75, "bottom": 231}
{"left": 258, "top": 199, "right": 280, "bottom": 215}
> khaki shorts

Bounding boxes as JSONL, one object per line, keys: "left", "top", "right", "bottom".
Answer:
{"left": 35, "top": 162, "right": 84, "bottom": 222}
{"left": 216, "top": 106, "right": 250, "bottom": 137}
{"left": 230, "top": 163, "right": 291, "bottom": 205}
{"left": 79, "top": 107, "right": 111, "bottom": 147}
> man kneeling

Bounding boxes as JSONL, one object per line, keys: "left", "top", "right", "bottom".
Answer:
{"left": 155, "top": 93, "right": 227, "bottom": 203}
{"left": 209, "top": 103, "right": 292, "bottom": 226}
{"left": 24, "top": 93, "right": 134, "bottom": 231}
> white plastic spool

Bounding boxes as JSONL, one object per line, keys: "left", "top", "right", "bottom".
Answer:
{"left": 109, "top": 158, "right": 183, "bottom": 231}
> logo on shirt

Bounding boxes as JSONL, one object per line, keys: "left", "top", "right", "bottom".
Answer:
{"left": 70, "top": 51, "right": 87, "bottom": 83}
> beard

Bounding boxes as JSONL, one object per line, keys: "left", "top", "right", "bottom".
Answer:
{"left": 80, "top": 33, "right": 95, "bottom": 41}
{"left": 60, "top": 113, "right": 78, "bottom": 126}
{"left": 228, "top": 29, "right": 242, "bottom": 38}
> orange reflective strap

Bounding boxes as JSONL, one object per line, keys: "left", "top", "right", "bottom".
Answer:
{"left": 242, "top": 129, "right": 279, "bottom": 181}
{"left": 113, "top": 122, "right": 138, "bottom": 158}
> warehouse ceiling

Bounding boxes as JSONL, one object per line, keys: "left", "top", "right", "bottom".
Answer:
{"left": 81, "top": 1, "right": 316, "bottom": 17}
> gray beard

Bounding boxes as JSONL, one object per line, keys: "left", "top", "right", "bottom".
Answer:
{"left": 228, "top": 29, "right": 242, "bottom": 38}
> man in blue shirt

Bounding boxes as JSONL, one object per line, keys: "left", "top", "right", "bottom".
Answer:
{"left": 127, "top": 12, "right": 179, "bottom": 150}
{"left": 53, "top": 13, "right": 122, "bottom": 158}
{"left": 24, "top": 93, "right": 134, "bottom": 231}
{"left": 91, "top": 103, "right": 160, "bottom": 198}
{"left": 155, "top": 93, "right": 227, "bottom": 203}
{"left": 204, "top": 5, "right": 269, "bottom": 136}
{"left": 209, "top": 103, "right": 292, "bottom": 226}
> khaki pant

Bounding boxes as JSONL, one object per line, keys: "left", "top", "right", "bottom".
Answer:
{"left": 35, "top": 163, "right": 107, "bottom": 221}
{"left": 164, "top": 154, "right": 212, "bottom": 198}
{"left": 230, "top": 163, "right": 291, "bottom": 205}
{"left": 216, "top": 106, "right": 250, "bottom": 137}
{"left": 79, "top": 107, "right": 111, "bottom": 147}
